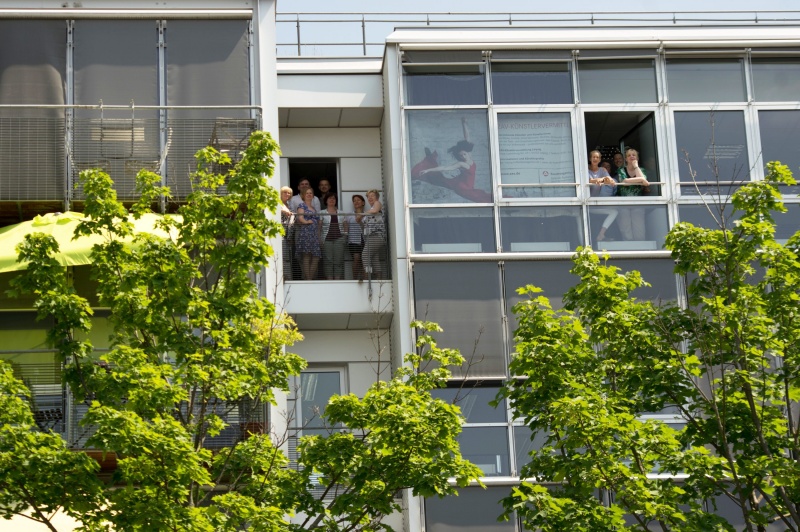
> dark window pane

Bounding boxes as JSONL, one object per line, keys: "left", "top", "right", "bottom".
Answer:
{"left": 578, "top": 60, "right": 657, "bottom": 103}
{"left": 458, "top": 427, "right": 510, "bottom": 477}
{"left": 499, "top": 206, "right": 584, "bottom": 252}
{"left": 674, "top": 111, "right": 750, "bottom": 195}
{"left": 491, "top": 62, "right": 572, "bottom": 105}
{"left": 608, "top": 259, "right": 678, "bottom": 303}
{"left": 414, "top": 262, "right": 506, "bottom": 378}
{"left": 407, "top": 109, "right": 493, "bottom": 204}
{"left": 752, "top": 58, "right": 800, "bottom": 101}
{"left": 678, "top": 203, "right": 739, "bottom": 230}
{"left": 775, "top": 203, "right": 800, "bottom": 242}
{"left": 411, "top": 208, "right": 495, "bottom": 253}
{"left": 426, "top": 487, "right": 515, "bottom": 532}
{"left": 514, "top": 425, "right": 550, "bottom": 474}
{"left": 432, "top": 387, "right": 505, "bottom": 423}
{"left": 498, "top": 113, "right": 576, "bottom": 198}
{"left": 404, "top": 64, "right": 486, "bottom": 106}
{"left": 666, "top": 59, "right": 746, "bottom": 102}
{"left": 759, "top": 110, "right": 800, "bottom": 194}
{"left": 589, "top": 205, "right": 669, "bottom": 250}
{"left": 299, "top": 371, "right": 341, "bottom": 430}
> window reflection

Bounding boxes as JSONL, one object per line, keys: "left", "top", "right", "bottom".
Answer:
{"left": 499, "top": 206, "right": 583, "bottom": 252}
{"left": 403, "top": 64, "right": 487, "bottom": 106}
{"left": 491, "top": 62, "right": 572, "bottom": 105}
{"left": 498, "top": 113, "right": 576, "bottom": 198}
{"left": 578, "top": 59, "right": 657, "bottom": 104}
{"left": 458, "top": 427, "right": 510, "bottom": 477}
{"left": 590, "top": 205, "right": 669, "bottom": 251}
{"left": 759, "top": 110, "right": 800, "bottom": 194}
{"left": 678, "top": 203, "right": 739, "bottom": 230}
{"left": 411, "top": 207, "right": 495, "bottom": 253}
{"left": 674, "top": 111, "right": 750, "bottom": 195}
{"left": 432, "top": 387, "right": 506, "bottom": 423}
{"left": 425, "top": 487, "right": 515, "bottom": 532}
{"left": 666, "top": 59, "right": 746, "bottom": 102}
{"left": 752, "top": 58, "right": 800, "bottom": 102}
{"left": 407, "top": 109, "right": 493, "bottom": 204}
{"left": 607, "top": 258, "right": 679, "bottom": 303}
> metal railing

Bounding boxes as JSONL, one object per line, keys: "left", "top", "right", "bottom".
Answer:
{"left": 282, "top": 210, "right": 391, "bottom": 283}
{"left": 276, "top": 10, "right": 800, "bottom": 57}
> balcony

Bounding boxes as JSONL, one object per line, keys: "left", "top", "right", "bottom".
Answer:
{"left": 282, "top": 210, "right": 393, "bottom": 330}
{"left": 0, "top": 106, "right": 260, "bottom": 225}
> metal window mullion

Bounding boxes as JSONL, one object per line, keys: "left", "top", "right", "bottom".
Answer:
{"left": 65, "top": 20, "right": 74, "bottom": 211}
{"left": 158, "top": 20, "right": 167, "bottom": 212}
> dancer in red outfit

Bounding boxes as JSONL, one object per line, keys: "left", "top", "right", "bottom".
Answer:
{"left": 410, "top": 118, "right": 492, "bottom": 203}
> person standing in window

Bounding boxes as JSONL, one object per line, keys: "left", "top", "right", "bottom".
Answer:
{"left": 588, "top": 150, "right": 618, "bottom": 242}
{"left": 320, "top": 192, "right": 346, "bottom": 280}
{"left": 296, "top": 187, "right": 322, "bottom": 280}
{"left": 410, "top": 117, "right": 492, "bottom": 203}
{"left": 290, "top": 178, "right": 320, "bottom": 212}
{"left": 317, "top": 179, "right": 332, "bottom": 204}
{"left": 345, "top": 194, "right": 366, "bottom": 281}
{"left": 612, "top": 151, "right": 625, "bottom": 178}
{"left": 280, "top": 186, "right": 295, "bottom": 280}
{"left": 615, "top": 147, "right": 650, "bottom": 241}
{"left": 359, "top": 189, "right": 386, "bottom": 280}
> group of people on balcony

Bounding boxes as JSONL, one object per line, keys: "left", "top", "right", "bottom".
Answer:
{"left": 588, "top": 147, "right": 651, "bottom": 243}
{"left": 281, "top": 179, "right": 385, "bottom": 282}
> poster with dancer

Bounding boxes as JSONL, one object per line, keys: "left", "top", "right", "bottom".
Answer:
{"left": 497, "top": 112, "right": 576, "bottom": 198}
{"left": 407, "top": 109, "right": 493, "bottom": 204}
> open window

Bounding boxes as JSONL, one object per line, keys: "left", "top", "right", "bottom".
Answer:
{"left": 287, "top": 158, "right": 339, "bottom": 201}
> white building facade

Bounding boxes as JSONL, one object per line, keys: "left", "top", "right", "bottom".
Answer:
{"left": 2, "top": 3, "right": 800, "bottom": 530}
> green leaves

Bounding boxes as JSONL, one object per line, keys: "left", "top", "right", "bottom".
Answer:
{"left": 502, "top": 171, "right": 800, "bottom": 531}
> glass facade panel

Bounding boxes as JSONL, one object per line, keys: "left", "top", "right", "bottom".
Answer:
{"left": 426, "top": 487, "right": 515, "bottom": 532}
{"left": 411, "top": 207, "right": 495, "bottom": 253}
{"left": 775, "top": 203, "right": 800, "bottom": 242}
{"left": 751, "top": 58, "right": 800, "bottom": 101}
{"left": 491, "top": 62, "right": 572, "bottom": 105}
{"left": 500, "top": 206, "right": 583, "bottom": 252}
{"left": 758, "top": 110, "right": 800, "bottom": 194}
{"left": 407, "top": 109, "right": 493, "bottom": 204}
{"left": 590, "top": 205, "right": 669, "bottom": 250}
{"left": 514, "top": 425, "right": 550, "bottom": 473}
{"left": 404, "top": 64, "right": 487, "bottom": 106}
{"left": 607, "top": 258, "right": 679, "bottom": 303}
{"left": 299, "top": 371, "right": 341, "bottom": 434}
{"left": 458, "top": 427, "right": 510, "bottom": 477}
{"left": 666, "top": 59, "right": 746, "bottom": 102}
{"left": 498, "top": 113, "right": 576, "bottom": 198}
{"left": 678, "top": 203, "right": 739, "bottom": 230}
{"left": 432, "top": 387, "right": 505, "bottom": 423}
{"left": 674, "top": 111, "right": 750, "bottom": 194}
{"left": 413, "top": 262, "right": 506, "bottom": 378}
{"left": 578, "top": 60, "right": 657, "bottom": 104}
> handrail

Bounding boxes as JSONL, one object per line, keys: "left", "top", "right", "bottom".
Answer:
{"left": 276, "top": 10, "right": 800, "bottom": 57}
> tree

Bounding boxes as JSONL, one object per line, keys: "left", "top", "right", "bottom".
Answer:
{"left": 0, "top": 132, "right": 480, "bottom": 531}
{"left": 499, "top": 162, "right": 800, "bottom": 531}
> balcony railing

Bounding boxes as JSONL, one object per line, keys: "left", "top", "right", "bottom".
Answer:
{"left": 0, "top": 105, "right": 260, "bottom": 219}
{"left": 282, "top": 210, "right": 391, "bottom": 283}
{"left": 276, "top": 10, "right": 800, "bottom": 57}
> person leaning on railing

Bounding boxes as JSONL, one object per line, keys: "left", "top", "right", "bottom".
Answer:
{"left": 280, "top": 186, "right": 295, "bottom": 280}
{"left": 320, "top": 192, "right": 346, "bottom": 280}
{"left": 345, "top": 194, "right": 366, "bottom": 281}
{"left": 359, "top": 189, "right": 386, "bottom": 280}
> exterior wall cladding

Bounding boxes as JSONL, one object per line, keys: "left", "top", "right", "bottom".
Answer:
{"left": 3, "top": 3, "right": 800, "bottom": 530}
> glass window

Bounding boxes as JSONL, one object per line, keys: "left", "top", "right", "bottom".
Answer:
{"left": 678, "top": 203, "right": 739, "bottom": 230}
{"left": 458, "top": 427, "right": 510, "bottom": 477}
{"left": 751, "top": 58, "right": 800, "bottom": 101}
{"left": 607, "top": 259, "right": 679, "bottom": 303}
{"left": 666, "top": 59, "right": 746, "bottom": 102}
{"left": 297, "top": 371, "right": 342, "bottom": 436}
{"left": 513, "top": 425, "right": 550, "bottom": 474}
{"left": 411, "top": 207, "right": 495, "bottom": 253}
{"left": 499, "top": 206, "right": 584, "bottom": 252}
{"left": 578, "top": 60, "right": 657, "bottom": 104}
{"left": 589, "top": 204, "right": 669, "bottom": 250}
{"left": 491, "top": 62, "right": 572, "bottom": 105}
{"left": 775, "top": 203, "right": 800, "bottom": 243}
{"left": 758, "top": 110, "right": 800, "bottom": 194}
{"left": 432, "top": 387, "right": 505, "bottom": 423}
{"left": 498, "top": 113, "right": 575, "bottom": 198}
{"left": 425, "top": 487, "right": 515, "bottom": 532}
{"left": 674, "top": 111, "right": 750, "bottom": 194}
{"left": 404, "top": 64, "right": 486, "bottom": 106}
{"left": 413, "top": 262, "right": 506, "bottom": 378}
{"left": 407, "top": 109, "right": 493, "bottom": 204}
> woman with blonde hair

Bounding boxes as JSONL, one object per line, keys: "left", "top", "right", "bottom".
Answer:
{"left": 358, "top": 189, "right": 386, "bottom": 280}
